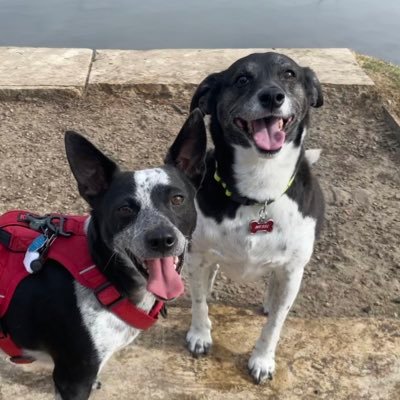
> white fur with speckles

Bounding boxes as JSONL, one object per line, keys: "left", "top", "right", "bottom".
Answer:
{"left": 75, "top": 283, "right": 156, "bottom": 374}
{"left": 133, "top": 168, "right": 170, "bottom": 208}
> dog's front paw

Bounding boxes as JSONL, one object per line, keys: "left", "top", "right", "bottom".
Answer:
{"left": 248, "top": 353, "right": 275, "bottom": 384}
{"left": 186, "top": 326, "right": 212, "bottom": 357}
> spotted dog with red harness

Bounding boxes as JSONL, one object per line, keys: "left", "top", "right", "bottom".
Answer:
{"left": 182, "top": 52, "right": 325, "bottom": 384}
{"left": 0, "top": 115, "right": 207, "bottom": 400}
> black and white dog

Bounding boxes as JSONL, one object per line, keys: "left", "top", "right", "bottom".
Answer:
{"left": 183, "top": 52, "right": 325, "bottom": 383}
{"left": 1, "top": 117, "right": 206, "bottom": 399}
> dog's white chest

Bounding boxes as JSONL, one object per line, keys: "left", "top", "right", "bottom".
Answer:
{"left": 75, "top": 283, "right": 155, "bottom": 370}
{"left": 191, "top": 195, "right": 316, "bottom": 280}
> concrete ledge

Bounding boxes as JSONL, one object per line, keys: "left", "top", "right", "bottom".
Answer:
{"left": 88, "top": 48, "right": 374, "bottom": 94}
{"left": 0, "top": 47, "right": 93, "bottom": 99}
{"left": 0, "top": 47, "right": 374, "bottom": 99}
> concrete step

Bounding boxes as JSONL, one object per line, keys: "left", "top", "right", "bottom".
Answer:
{"left": 89, "top": 48, "right": 374, "bottom": 91}
{"left": 0, "top": 47, "right": 374, "bottom": 99}
{"left": 0, "top": 47, "right": 93, "bottom": 98}
{"left": 1, "top": 305, "right": 399, "bottom": 399}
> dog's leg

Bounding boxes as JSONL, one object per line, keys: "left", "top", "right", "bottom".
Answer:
{"left": 186, "top": 253, "right": 214, "bottom": 356}
{"left": 262, "top": 271, "right": 277, "bottom": 315}
{"left": 53, "top": 359, "right": 100, "bottom": 400}
{"left": 249, "top": 265, "right": 304, "bottom": 384}
{"left": 207, "top": 264, "right": 219, "bottom": 294}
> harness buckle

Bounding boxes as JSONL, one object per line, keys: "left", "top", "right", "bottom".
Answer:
{"left": 46, "top": 216, "right": 72, "bottom": 237}
{"left": 94, "top": 282, "right": 125, "bottom": 309}
{"left": 17, "top": 213, "right": 72, "bottom": 237}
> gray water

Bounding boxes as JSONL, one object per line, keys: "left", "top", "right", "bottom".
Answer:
{"left": 0, "top": 0, "right": 399, "bottom": 65}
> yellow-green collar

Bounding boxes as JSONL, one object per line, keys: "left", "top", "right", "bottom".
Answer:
{"left": 213, "top": 164, "right": 297, "bottom": 206}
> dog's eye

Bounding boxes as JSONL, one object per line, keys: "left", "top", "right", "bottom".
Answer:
{"left": 235, "top": 75, "right": 250, "bottom": 87}
{"left": 170, "top": 195, "right": 185, "bottom": 206}
{"left": 117, "top": 206, "right": 134, "bottom": 217}
{"left": 283, "top": 70, "right": 296, "bottom": 79}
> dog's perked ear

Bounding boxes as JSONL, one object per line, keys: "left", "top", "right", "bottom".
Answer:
{"left": 303, "top": 67, "right": 323, "bottom": 108}
{"left": 64, "top": 131, "right": 119, "bottom": 205}
{"left": 165, "top": 108, "right": 207, "bottom": 186}
{"left": 190, "top": 72, "right": 222, "bottom": 114}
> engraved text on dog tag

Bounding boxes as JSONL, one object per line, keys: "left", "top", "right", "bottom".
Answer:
{"left": 249, "top": 219, "right": 274, "bottom": 234}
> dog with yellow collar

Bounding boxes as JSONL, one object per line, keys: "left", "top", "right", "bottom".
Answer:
{"left": 178, "top": 52, "right": 325, "bottom": 384}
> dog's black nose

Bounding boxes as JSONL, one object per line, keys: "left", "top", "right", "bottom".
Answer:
{"left": 258, "top": 87, "right": 285, "bottom": 109}
{"left": 145, "top": 227, "right": 177, "bottom": 253}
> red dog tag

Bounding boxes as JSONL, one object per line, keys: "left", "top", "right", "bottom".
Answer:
{"left": 249, "top": 219, "right": 274, "bottom": 234}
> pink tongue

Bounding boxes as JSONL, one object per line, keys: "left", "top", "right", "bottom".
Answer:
{"left": 146, "top": 257, "right": 184, "bottom": 300}
{"left": 252, "top": 118, "right": 286, "bottom": 151}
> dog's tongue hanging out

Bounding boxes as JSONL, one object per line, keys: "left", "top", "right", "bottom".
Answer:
{"left": 145, "top": 257, "right": 184, "bottom": 300}
{"left": 252, "top": 117, "right": 286, "bottom": 151}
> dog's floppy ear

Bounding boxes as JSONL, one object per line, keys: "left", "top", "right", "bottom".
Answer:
{"left": 65, "top": 131, "right": 119, "bottom": 205}
{"left": 303, "top": 67, "right": 323, "bottom": 108}
{"left": 165, "top": 108, "right": 207, "bottom": 186}
{"left": 190, "top": 72, "right": 222, "bottom": 114}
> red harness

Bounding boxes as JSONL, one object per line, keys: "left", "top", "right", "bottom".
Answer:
{"left": 0, "top": 210, "right": 164, "bottom": 364}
